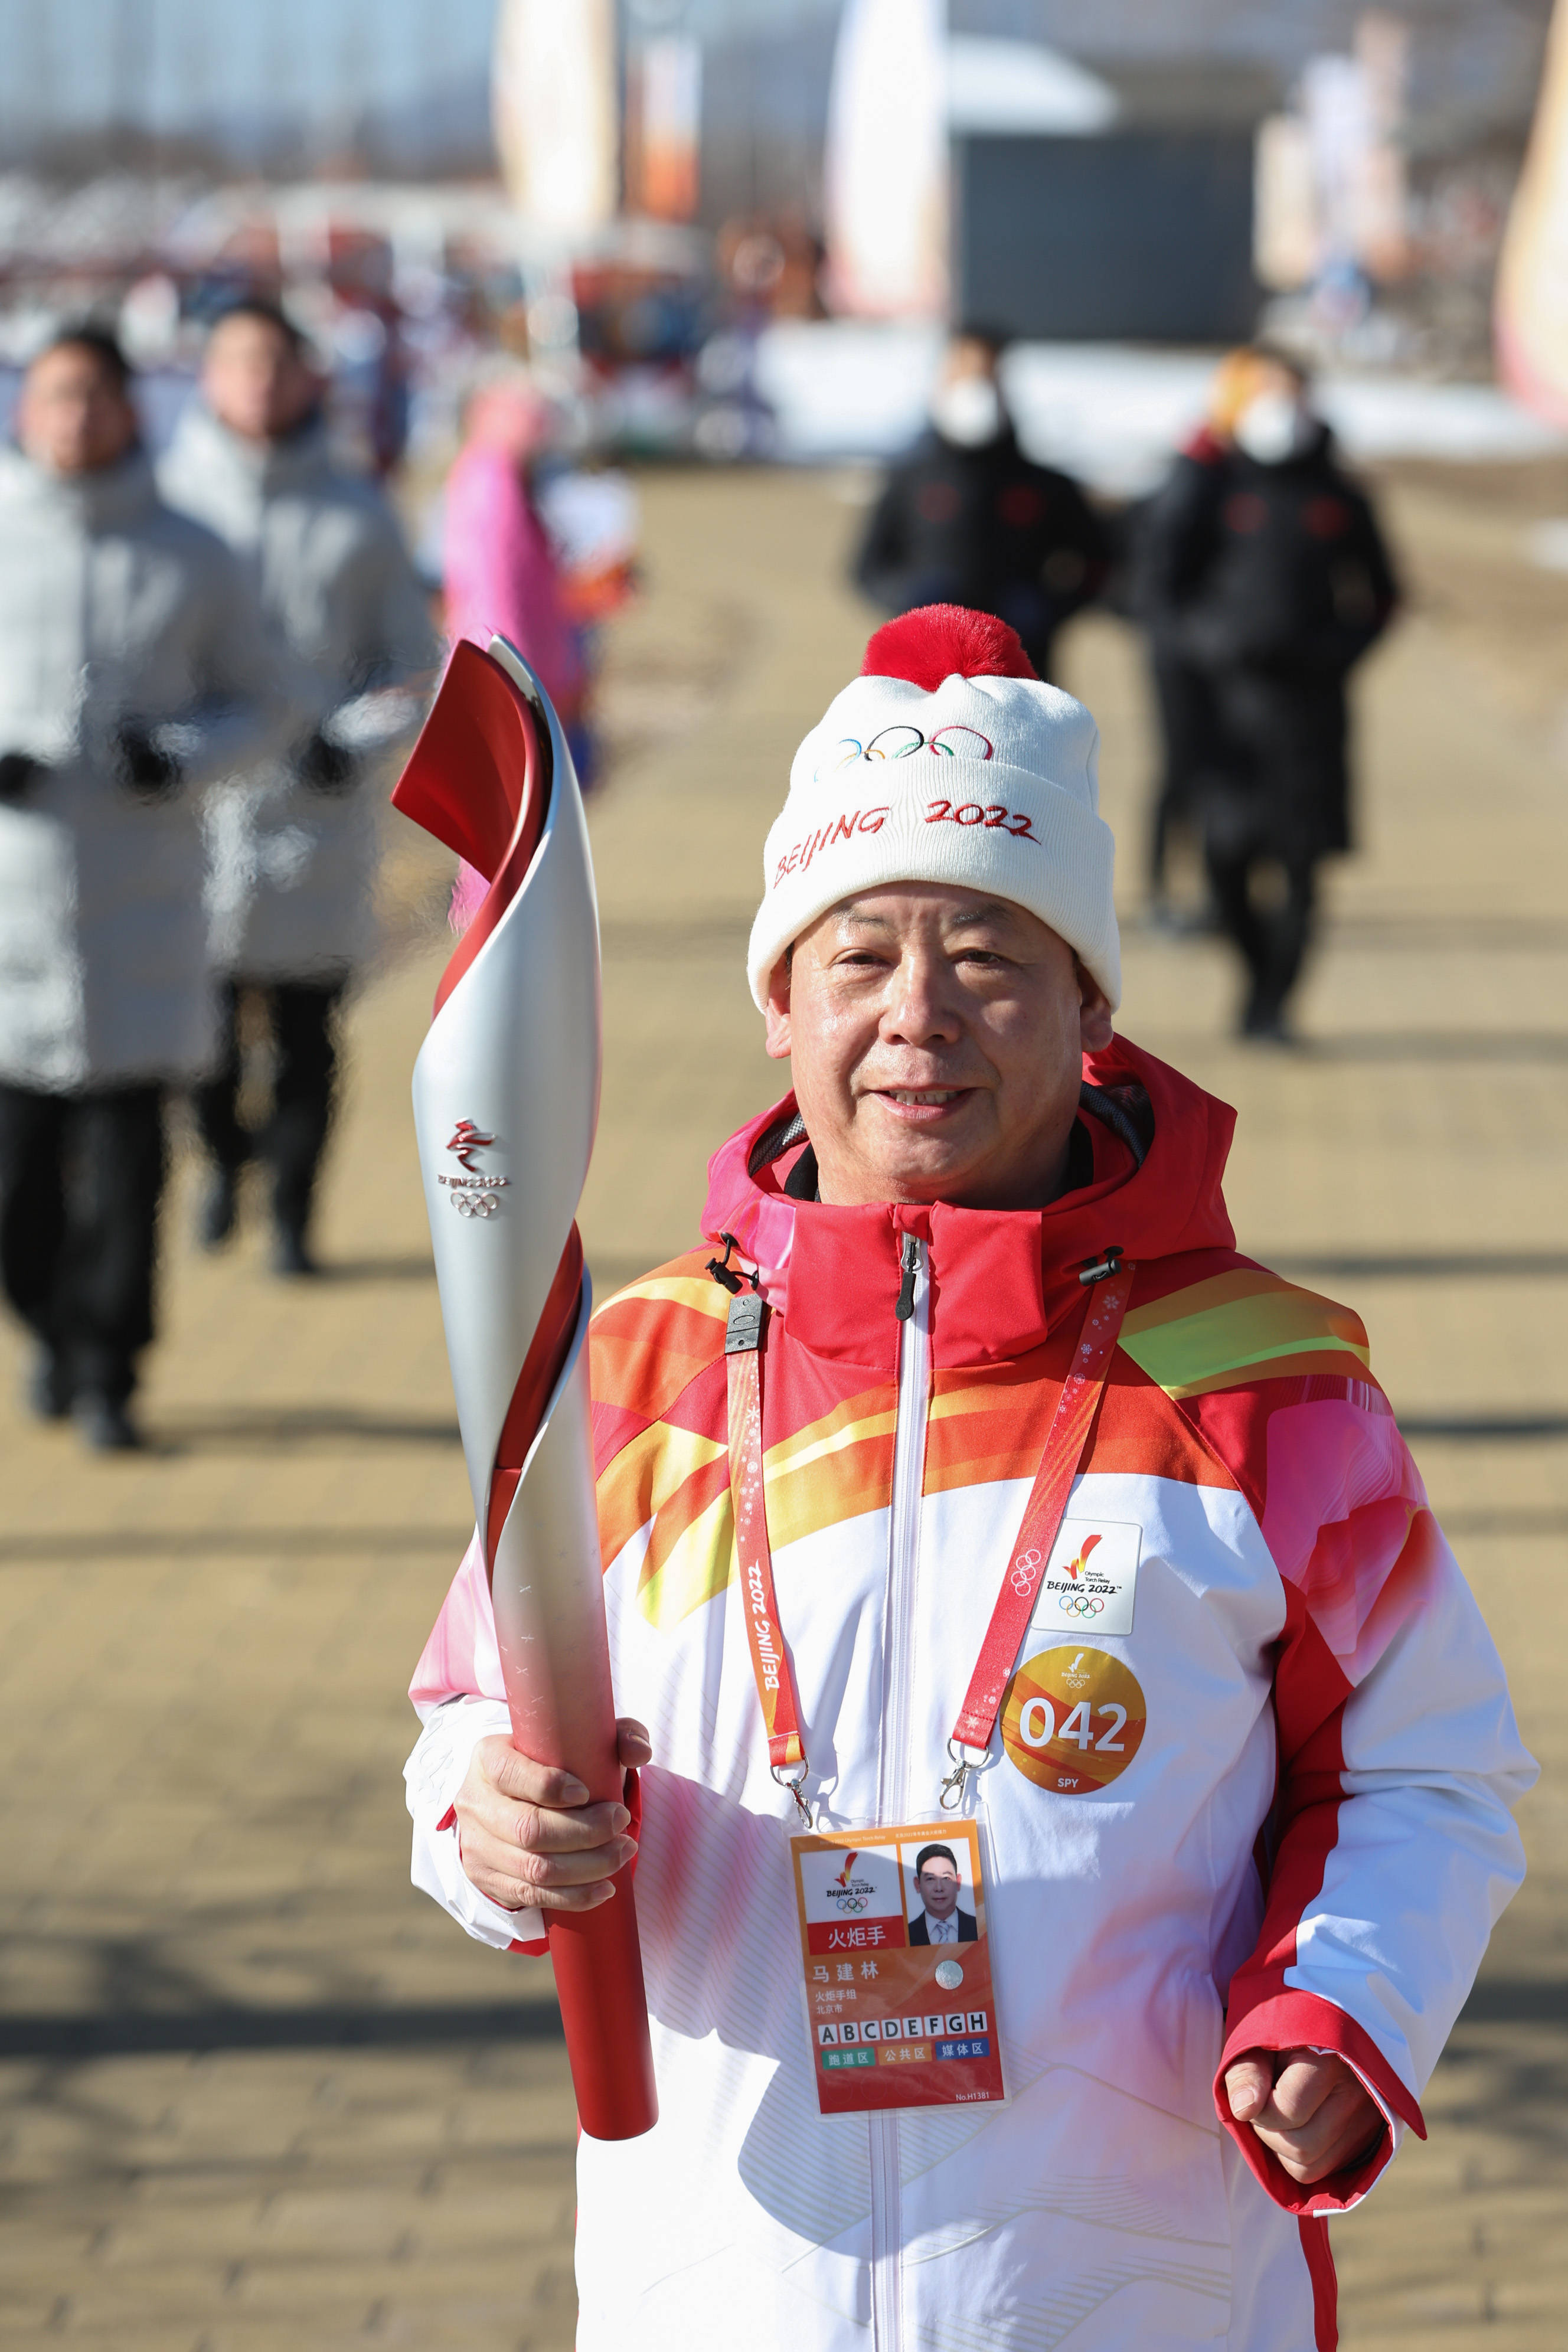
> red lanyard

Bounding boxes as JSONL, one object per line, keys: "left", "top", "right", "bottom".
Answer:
{"left": 721, "top": 1258, "right": 1135, "bottom": 1822}
{"left": 724, "top": 1291, "right": 806, "bottom": 1784}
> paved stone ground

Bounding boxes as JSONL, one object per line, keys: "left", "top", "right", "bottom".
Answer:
{"left": 0, "top": 465, "right": 1562, "bottom": 2348}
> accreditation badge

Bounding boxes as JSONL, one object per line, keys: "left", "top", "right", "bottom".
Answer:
{"left": 790, "top": 1819, "right": 1005, "bottom": 2117}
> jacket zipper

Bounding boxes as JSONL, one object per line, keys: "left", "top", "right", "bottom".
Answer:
{"left": 871, "top": 1230, "right": 929, "bottom": 2352}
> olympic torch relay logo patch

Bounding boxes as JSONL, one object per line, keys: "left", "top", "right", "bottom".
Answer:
{"left": 1037, "top": 1517, "right": 1141, "bottom": 1636}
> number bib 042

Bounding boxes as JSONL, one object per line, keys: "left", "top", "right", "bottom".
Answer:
{"left": 791, "top": 1818, "right": 1006, "bottom": 2117}
{"left": 1000, "top": 1648, "right": 1147, "bottom": 1795}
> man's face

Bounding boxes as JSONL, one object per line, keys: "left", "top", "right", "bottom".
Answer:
{"left": 917, "top": 1857, "right": 961, "bottom": 1920}
{"left": 765, "top": 886, "right": 1115, "bottom": 1211}
{"left": 18, "top": 345, "right": 138, "bottom": 475}
{"left": 203, "top": 314, "right": 319, "bottom": 443}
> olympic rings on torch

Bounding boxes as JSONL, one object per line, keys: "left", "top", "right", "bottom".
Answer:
{"left": 452, "top": 1190, "right": 502, "bottom": 1218}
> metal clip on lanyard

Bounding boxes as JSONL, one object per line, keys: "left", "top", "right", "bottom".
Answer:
{"left": 721, "top": 1244, "right": 1134, "bottom": 1830}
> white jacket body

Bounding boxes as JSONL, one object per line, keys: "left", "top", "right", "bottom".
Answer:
{"left": 404, "top": 1051, "right": 1534, "bottom": 2352}
{"left": 0, "top": 446, "right": 285, "bottom": 1092}
{"left": 159, "top": 404, "right": 437, "bottom": 983}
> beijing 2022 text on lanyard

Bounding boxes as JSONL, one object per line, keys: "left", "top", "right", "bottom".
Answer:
{"left": 720, "top": 1245, "right": 1135, "bottom": 2119}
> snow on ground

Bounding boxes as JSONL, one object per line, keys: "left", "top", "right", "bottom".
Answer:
{"left": 754, "top": 321, "right": 1568, "bottom": 494}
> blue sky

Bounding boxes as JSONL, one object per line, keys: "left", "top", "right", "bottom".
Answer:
{"left": 0, "top": 2, "right": 1541, "bottom": 155}
{"left": 0, "top": 0, "right": 828, "bottom": 144}
{"left": 0, "top": 0, "right": 497, "bottom": 138}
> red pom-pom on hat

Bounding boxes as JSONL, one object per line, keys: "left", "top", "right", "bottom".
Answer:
{"left": 861, "top": 603, "right": 1039, "bottom": 690}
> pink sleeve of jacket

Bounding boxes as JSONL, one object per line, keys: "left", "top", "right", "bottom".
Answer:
{"left": 404, "top": 1533, "right": 550, "bottom": 1955}
{"left": 1214, "top": 1394, "right": 1534, "bottom": 2214}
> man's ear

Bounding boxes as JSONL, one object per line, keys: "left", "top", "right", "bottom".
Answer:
{"left": 1077, "top": 962, "right": 1115, "bottom": 1055}
{"left": 763, "top": 954, "right": 793, "bottom": 1062}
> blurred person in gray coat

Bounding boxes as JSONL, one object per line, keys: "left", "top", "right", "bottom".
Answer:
{"left": 0, "top": 328, "right": 285, "bottom": 1449}
{"left": 160, "top": 300, "right": 437, "bottom": 1276}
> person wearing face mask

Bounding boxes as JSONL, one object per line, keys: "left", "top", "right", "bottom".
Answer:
{"left": 1135, "top": 347, "right": 1398, "bottom": 1039}
{"left": 853, "top": 331, "right": 1108, "bottom": 685}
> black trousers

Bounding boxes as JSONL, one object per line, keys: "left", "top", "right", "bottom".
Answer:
{"left": 1204, "top": 839, "right": 1318, "bottom": 1027}
{"left": 1145, "top": 651, "right": 1221, "bottom": 897}
{"left": 193, "top": 978, "right": 345, "bottom": 1238}
{"left": 0, "top": 1082, "right": 166, "bottom": 1402}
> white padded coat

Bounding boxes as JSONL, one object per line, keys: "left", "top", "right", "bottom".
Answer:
{"left": 159, "top": 404, "right": 437, "bottom": 982}
{"left": 0, "top": 446, "right": 286, "bottom": 1091}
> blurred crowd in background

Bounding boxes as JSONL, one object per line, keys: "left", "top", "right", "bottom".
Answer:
{"left": 0, "top": 0, "right": 1562, "bottom": 1452}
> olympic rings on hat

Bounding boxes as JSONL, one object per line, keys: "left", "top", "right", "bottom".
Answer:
{"left": 865, "top": 724, "right": 925, "bottom": 760}
{"left": 811, "top": 724, "right": 994, "bottom": 782}
{"left": 930, "top": 725, "right": 993, "bottom": 760}
{"left": 814, "top": 738, "right": 864, "bottom": 780}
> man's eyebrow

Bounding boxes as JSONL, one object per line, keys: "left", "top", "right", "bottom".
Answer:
{"left": 829, "top": 901, "right": 1018, "bottom": 936}
{"left": 939, "top": 901, "right": 1016, "bottom": 932}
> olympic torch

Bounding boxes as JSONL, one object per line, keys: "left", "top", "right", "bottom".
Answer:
{"left": 393, "top": 633, "right": 658, "bottom": 2141}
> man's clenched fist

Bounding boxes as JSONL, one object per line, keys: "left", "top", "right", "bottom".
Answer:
{"left": 455, "top": 1716, "right": 652, "bottom": 1914}
{"left": 1224, "top": 2046, "right": 1387, "bottom": 2185}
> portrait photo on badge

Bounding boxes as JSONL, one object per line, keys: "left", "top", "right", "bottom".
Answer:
{"left": 901, "top": 1837, "right": 981, "bottom": 1946}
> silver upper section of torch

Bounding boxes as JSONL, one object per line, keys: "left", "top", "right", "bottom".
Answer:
{"left": 410, "top": 635, "right": 602, "bottom": 1546}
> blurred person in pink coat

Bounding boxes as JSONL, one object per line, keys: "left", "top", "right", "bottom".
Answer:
{"left": 442, "top": 376, "right": 587, "bottom": 930}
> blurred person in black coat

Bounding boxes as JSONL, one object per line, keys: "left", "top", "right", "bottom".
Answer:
{"left": 1136, "top": 348, "right": 1397, "bottom": 1039}
{"left": 854, "top": 332, "right": 1108, "bottom": 686}
{"left": 1132, "top": 351, "right": 1256, "bottom": 920}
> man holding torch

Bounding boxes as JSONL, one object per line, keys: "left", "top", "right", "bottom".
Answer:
{"left": 405, "top": 606, "right": 1530, "bottom": 2351}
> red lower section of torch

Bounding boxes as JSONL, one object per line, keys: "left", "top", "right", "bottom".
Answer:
{"left": 547, "top": 1867, "right": 660, "bottom": 2139}
{"left": 492, "top": 1237, "right": 659, "bottom": 2141}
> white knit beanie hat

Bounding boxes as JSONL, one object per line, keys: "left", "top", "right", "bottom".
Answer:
{"left": 747, "top": 606, "right": 1121, "bottom": 1012}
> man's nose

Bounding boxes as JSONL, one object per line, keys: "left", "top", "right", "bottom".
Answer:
{"left": 882, "top": 949, "right": 961, "bottom": 1045}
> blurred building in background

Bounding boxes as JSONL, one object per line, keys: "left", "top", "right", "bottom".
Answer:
{"left": 946, "top": 49, "right": 1272, "bottom": 343}
{"left": 0, "top": 0, "right": 1555, "bottom": 476}
{"left": 1497, "top": 0, "right": 1568, "bottom": 423}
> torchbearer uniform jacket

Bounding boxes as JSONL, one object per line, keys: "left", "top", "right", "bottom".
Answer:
{"left": 159, "top": 404, "right": 437, "bottom": 982}
{"left": 405, "top": 1037, "right": 1531, "bottom": 2352}
{"left": 0, "top": 447, "right": 286, "bottom": 1091}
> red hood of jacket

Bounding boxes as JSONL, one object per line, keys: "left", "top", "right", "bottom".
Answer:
{"left": 701, "top": 1034, "right": 1236, "bottom": 1372}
